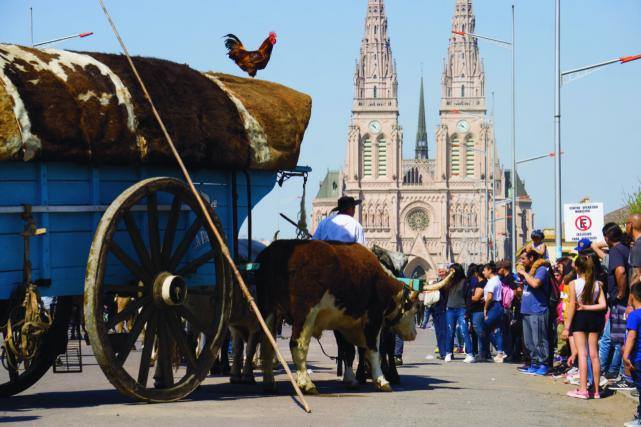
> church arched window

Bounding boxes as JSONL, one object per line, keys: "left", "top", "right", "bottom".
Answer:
{"left": 373, "top": 86, "right": 377, "bottom": 98}
{"left": 451, "top": 136, "right": 460, "bottom": 176}
{"left": 362, "top": 136, "right": 373, "bottom": 177}
{"left": 377, "top": 137, "right": 387, "bottom": 177}
{"left": 374, "top": 25, "right": 378, "bottom": 35}
{"left": 465, "top": 136, "right": 475, "bottom": 177}
{"left": 461, "top": 85, "right": 465, "bottom": 97}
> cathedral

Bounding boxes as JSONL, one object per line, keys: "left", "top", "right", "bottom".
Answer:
{"left": 311, "top": 0, "right": 533, "bottom": 279}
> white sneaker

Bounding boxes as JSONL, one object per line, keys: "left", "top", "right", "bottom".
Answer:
{"left": 463, "top": 354, "right": 476, "bottom": 364}
{"left": 444, "top": 353, "right": 453, "bottom": 362}
{"left": 493, "top": 353, "right": 506, "bottom": 363}
{"left": 567, "top": 367, "right": 579, "bottom": 376}
{"left": 624, "top": 418, "right": 641, "bottom": 427}
{"left": 599, "top": 376, "right": 609, "bottom": 388}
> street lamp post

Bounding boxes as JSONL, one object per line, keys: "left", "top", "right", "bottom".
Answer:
{"left": 452, "top": 2, "right": 516, "bottom": 264}
{"left": 554, "top": 0, "right": 562, "bottom": 260}
{"left": 553, "top": 1, "right": 640, "bottom": 259}
{"left": 33, "top": 31, "right": 94, "bottom": 47}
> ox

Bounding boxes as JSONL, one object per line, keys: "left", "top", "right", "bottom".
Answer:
{"left": 227, "top": 239, "right": 266, "bottom": 384}
{"left": 256, "top": 240, "right": 419, "bottom": 394}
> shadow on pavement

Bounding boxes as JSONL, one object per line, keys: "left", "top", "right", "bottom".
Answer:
{"left": 0, "top": 415, "right": 41, "bottom": 423}
{"left": 0, "top": 389, "right": 131, "bottom": 412}
{"left": 0, "top": 372, "right": 455, "bottom": 413}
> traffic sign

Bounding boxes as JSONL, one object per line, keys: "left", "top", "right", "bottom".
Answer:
{"left": 563, "top": 203, "right": 604, "bottom": 242}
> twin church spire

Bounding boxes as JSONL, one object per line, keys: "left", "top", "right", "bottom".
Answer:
{"left": 442, "top": 0, "right": 486, "bottom": 112}
{"left": 353, "top": 0, "right": 398, "bottom": 112}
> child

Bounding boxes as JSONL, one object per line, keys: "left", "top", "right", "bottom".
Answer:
{"left": 528, "top": 229, "right": 549, "bottom": 260}
{"left": 562, "top": 255, "right": 606, "bottom": 399}
{"left": 623, "top": 282, "right": 641, "bottom": 427}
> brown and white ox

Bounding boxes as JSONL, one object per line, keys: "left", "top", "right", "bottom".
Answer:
{"left": 256, "top": 240, "right": 419, "bottom": 394}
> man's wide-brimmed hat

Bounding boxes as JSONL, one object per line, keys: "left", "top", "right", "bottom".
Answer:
{"left": 331, "top": 196, "right": 362, "bottom": 212}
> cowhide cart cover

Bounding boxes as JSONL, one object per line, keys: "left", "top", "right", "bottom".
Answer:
{"left": 0, "top": 44, "right": 311, "bottom": 170}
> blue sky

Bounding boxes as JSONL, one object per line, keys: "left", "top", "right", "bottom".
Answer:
{"left": 2, "top": 0, "right": 640, "bottom": 241}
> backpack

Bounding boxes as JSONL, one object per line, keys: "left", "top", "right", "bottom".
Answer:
{"left": 547, "top": 265, "right": 561, "bottom": 310}
{"left": 500, "top": 279, "right": 515, "bottom": 310}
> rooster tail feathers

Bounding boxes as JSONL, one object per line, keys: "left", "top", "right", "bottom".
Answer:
{"left": 223, "top": 33, "right": 243, "bottom": 51}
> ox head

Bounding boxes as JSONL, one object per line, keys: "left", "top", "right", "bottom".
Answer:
{"left": 387, "top": 285, "right": 420, "bottom": 341}
{"left": 372, "top": 245, "right": 410, "bottom": 278}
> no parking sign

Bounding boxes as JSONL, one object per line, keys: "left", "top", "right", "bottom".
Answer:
{"left": 563, "top": 203, "right": 604, "bottom": 242}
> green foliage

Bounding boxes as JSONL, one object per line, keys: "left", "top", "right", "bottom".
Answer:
{"left": 627, "top": 182, "right": 641, "bottom": 214}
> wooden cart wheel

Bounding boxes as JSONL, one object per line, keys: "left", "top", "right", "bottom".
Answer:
{"left": 84, "top": 177, "right": 232, "bottom": 402}
{"left": 0, "top": 296, "right": 72, "bottom": 397}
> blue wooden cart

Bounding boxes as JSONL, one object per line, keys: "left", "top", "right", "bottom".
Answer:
{"left": 0, "top": 44, "right": 312, "bottom": 402}
{"left": 0, "top": 161, "right": 310, "bottom": 401}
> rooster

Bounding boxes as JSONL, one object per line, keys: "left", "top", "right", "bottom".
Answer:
{"left": 223, "top": 32, "right": 277, "bottom": 78}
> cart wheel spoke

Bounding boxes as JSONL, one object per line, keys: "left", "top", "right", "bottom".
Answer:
{"left": 109, "top": 241, "right": 152, "bottom": 284}
{"left": 175, "top": 305, "right": 211, "bottom": 338}
{"left": 116, "top": 305, "right": 153, "bottom": 366}
{"left": 137, "top": 312, "right": 157, "bottom": 386}
{"left": 161, "top": 195, "right": 182, "bottom": 267}
{"left": 176, "top": 250, "right": 216, "bottom": 277}
{"left": 168, "top": 217, "right": 203, "bottom": 272}
{"left": 104, "top": 284, "right": 145, "bottom": 295}
{"left": 166, "top": 310, "right": 197, "bottom": 372}
{"left": 156, "top": 314, "right": 174, "bottom": 387}
{"left": 124, "top": 212, "right": 153, "bottom": 274}
{"left": 147, "top": 193, "right": 162, "bottom": 271}
{"left": 106, "top": 296, "right": 150, "bottom": 330}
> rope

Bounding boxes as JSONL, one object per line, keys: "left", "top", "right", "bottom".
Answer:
{"left": 1, "top": 285, "right": 52, "bottom": 370}
{"left": 296, "top": 176, "right": 309, "bottom": 240}
{"left": 96, "top": 0, "right": 311, "bottom": 413}
{"left": 315, "top": 337, "right": 337, "bottom": 361}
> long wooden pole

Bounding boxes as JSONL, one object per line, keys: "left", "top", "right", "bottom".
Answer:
{"left": 96, "top": 0, "right": 311, "bottom": 413}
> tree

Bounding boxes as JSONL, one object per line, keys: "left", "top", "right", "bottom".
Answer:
{"left": 627, "top": 182, "right": 641, "bottom": 215}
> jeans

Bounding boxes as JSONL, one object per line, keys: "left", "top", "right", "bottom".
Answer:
{"left": 632, "top": 360, "right": 641, "bottom": 417}
{"left": 394, "top": 334, "right": 404, "bottom": 357}
{"left": 433, "top": 309, "right": 447, "bottom": 356}
{"left": 471, "top": 311, "right": 486, "bottom": 357}
{"left": 484, "top": 303, "right": 504, "bottom": 354}
{"left": 446, "top": 307, "right": 473, "bottom": 355}
{"left": 421, "top": 306, "right": 432, "bottom": 328}
{"left": 599, "top": 319, "right": 623, "bottom": 376}
{"left": 502, "top": 309, "right": 513, "bottom": 357}
{"left": 522, "top": 310, "right": 550, "bottom": 366}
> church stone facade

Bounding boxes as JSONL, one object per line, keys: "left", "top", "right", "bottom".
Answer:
{"left": 312, "top": 0, "right": 533, "bottom": 279}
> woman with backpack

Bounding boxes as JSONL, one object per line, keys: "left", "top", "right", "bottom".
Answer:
{"left": 483, "top": 262, "right": 506, "bottom": 363}
{"left": 562, "top": 255, "right": 607, "bottom": 399}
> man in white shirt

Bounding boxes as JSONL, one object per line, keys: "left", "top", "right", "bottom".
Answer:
{"left": 312, "top": 195, "right": 365, "bottom": 388}
{"left": 312, "top": 196, "right": 366, "bottom": 245}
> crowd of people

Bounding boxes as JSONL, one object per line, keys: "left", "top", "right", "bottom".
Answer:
{"left": 312, "top": 195, "right": 641, "bottom": 426}
{"left": 412, "top": 218, "right": 641, "bottom": 427}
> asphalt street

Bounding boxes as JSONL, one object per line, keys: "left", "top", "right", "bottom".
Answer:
{"left": 0, "top": 326, "right": 634, "bottom": 427}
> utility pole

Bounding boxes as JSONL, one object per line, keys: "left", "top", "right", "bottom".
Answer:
{"left": 554, "top": 0, "right": 562, "bottom": 259}
{"left": 510, "top": 2, "right": 517, "bottom": 265}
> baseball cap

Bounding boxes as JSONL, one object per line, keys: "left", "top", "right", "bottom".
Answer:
{"left": 574, "top": 238, "right": 592, "bottom": 253}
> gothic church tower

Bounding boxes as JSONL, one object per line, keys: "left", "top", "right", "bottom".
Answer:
{"left": 344, "top": 0, "right": 403, "bottom": 248}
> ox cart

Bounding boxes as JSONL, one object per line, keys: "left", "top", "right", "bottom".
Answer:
{"left": 0, "top": 44, "right": 312, "bottom": 402}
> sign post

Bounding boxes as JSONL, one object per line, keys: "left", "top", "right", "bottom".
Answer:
{"left": 563, "top": 203, "right": 605, "bottom": 243}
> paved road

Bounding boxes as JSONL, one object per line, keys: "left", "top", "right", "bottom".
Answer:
{"left": 0, "top": 326, "right": 634, "bottom": 426}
